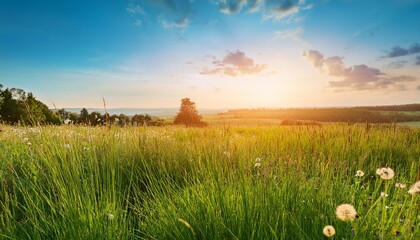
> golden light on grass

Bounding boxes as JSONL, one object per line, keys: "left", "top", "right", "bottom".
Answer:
{"left": 336, "top": 204, "right": 357, "bottom": 221}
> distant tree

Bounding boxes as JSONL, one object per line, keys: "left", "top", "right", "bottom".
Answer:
{"left": 79, "top": 108, "right": 89, "bottom": 124}
{"left": 174, "top": 98, "right": 207, "bottom": 127}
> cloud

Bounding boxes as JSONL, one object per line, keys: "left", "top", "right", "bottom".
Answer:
{"left": 385, "top": 42, "right": 420, "bottom": 58}
{"left": 133, "top": 19, "right": 142, "bottom": 27}
{"left": 201, "top": 50, "right": 267, "bottom": 77}
{"left": 127, "top": 4, "right": 145, "bottom": 14}
{"left": 129, "top": 0, "right": 194, "bottom": 29}
{"left": 387, "top": 60, "right": 408, "bottom": 69}
{"left": 263, "top": 0, "right": 301, "bottom": 21}
{"left": 274, "top": 27, "right": 304, "bottom": 43}
{"left": 219, "top": 0, "right": 247, "bottom": 14}
{"left": 215, "top": 0, "right": 309, "bottom": 21}
{"left": 303, "top": 50, "right": 417, "bottom": 91}
{"left": 160, "top": 17, "right": 190, "bottom": 28}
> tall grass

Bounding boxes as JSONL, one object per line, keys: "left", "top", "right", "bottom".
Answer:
{"left": 0, "top": 124, "right": 419, "bottom": 239}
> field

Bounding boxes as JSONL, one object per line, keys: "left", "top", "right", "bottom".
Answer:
{"left": 0, "top": 124, "right": 419, "bottom": 239}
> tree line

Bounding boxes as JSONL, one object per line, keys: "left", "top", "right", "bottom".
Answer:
{"left": 0, "top": 84, "right": 206, "bottom": 127}
{"left": 58, "top": 108, "right": 164, "bottom": 126}
{"left": 225, "top": 107, "right": 420, "bottom": 123}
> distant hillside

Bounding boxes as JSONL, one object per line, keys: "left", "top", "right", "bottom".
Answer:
{"left": 65, "top": 108, "right": 227, "bottom": 117}
{"left": 222, "top": 104, "right": 420, "bottom": 123}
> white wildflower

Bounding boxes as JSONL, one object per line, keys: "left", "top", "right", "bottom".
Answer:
{"left": 408, "top": 181, "right": 420, "bottom": 195}
{"left": 355, "top": 170, "right": 364, "bottom": 177}
{"left": 336, "top": 204, "right": 357, "bottom": 221}
{"left": 395, "top": 183, "right": 406, "bottom": 189}
{"left": 323, "top": 225, "right": 336, "bottom": 237}
{"left": 376, "top": 167, "right": 395, "bottom": 180}
{"left": 380, "top": 192, "right": 388, "bottom": 198}
{"left": 107, "top": 213, "right": 114, "bottom": 220}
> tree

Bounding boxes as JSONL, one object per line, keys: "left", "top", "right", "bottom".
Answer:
{"left": 174, "top": 98, "right": 207, "bottom": 127}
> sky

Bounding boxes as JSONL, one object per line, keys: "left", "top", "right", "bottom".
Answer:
{"left": 1, "top": 0, "right": 420, "bottom": 109}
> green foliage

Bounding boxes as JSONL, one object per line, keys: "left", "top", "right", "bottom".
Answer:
{"left": 174, "top": 98, "right": 207, "bottom": 127}
{"left": 0, "top": 86, "right": 61, "bottom": 125}
{"left": 0, "top": 124, "right": 419, "bottom": 239}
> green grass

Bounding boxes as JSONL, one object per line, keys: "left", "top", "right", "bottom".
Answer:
{"left": 0, "top": 124, "right": 419, "bottom": 239}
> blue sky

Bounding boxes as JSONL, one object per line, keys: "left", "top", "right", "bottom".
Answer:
{"left": 1, "top": 0, "right": 420, "bottom": 108}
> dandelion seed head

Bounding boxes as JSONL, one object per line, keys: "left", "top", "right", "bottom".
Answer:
{"left": 256, "top": 158, "right": 261, "bottom": 162}
{"left": 323, "top": 225, "right": 336, "bottom": 237}
{"left": 27, "top": 142, "right": 32, "bottom": 146}
{"left": 336, "top": 204, "right": 357, "bottom": 221}
{"left": 23, "top": 137, "right": 29, "bottom": 142}
{"left": 254, "top": 162, "right": 261, "bottom": 167}
{"left": 355, "top": 170, "right": 364, "bottom": 177}
{"left": 380, "top": 192, "right": 388, "bottom": 197}
{"left": 64, "top": 144, "right": 70, "bottom": 148}
{"left": 395, "top": 183, "right": 406, "bottom": 189}
{"left": 376, "top": 167, "right": 394, "bottom": 180}
{"left": 107, "top": 213, "right": 114, "bottom": 220}
{"left": 408, "top": 180, "right": 420, "bottom": 195}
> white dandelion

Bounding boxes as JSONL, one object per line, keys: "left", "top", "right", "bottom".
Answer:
{"left": 376, "top": 167, "right": 394, "bottom": 180}
{"left": 380, "top": 192, "right": 388, "bottom": 198}
{"left": 107, "top": 213, "right": 114, "bottom": 220}
{"left": 323, "top": 225, "right": 336, "bottom": 237}
{"left": 355, "top": 170, "right": 364, "bottom": 177}
{"left": 408, "top": 181, "right": 420, "bottom": 195}
{"left": 254, "top": 162, "right": 261, "bottom": 168}
{"left": 395, "top": 183, "right": 406, "bottom": 189}
{"left": 336, "top": 204, "right": 357, "bottom": 221}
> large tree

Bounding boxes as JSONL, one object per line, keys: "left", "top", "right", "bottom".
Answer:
{"left": 174, "top": 98, "right": 207, "bottom": 127}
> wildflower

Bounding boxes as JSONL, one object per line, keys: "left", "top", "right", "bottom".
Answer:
{"left": 83, "top": 147, "right": 90, "bottom": 152}
{"left": 408, "top": 180, "right": 420, "bottom": 195}
{"left": 27, "top": 142, "right": 32, "bottom": 146}
{"left": 256, "top": 158, "right": 261, "bottom": 162}
{"left": 254, "top": 162, "right": 261, "bottom": 168}
{"left": 64, "top": 144, "right": 70, "bottom": 148}
{"left": 355, "top": 170, "right": 364, "bottom": 177}
{"left": 323, "top": 225, "right": 336, "bottom": 237}
{"left": 336, "top": 204, "right": 357, "bottom": 221}
{"left": 107, "top": 213, "right": 114, "bottom": 220}
{"left": 23, "top": 137, "right": 29, "bottom": 142}
{"left": 376, "top": 167, "right": 395, "bottom": 180}
{"left": 395, "top": 183, "right": 406, "bottom": 189}
{"left": 380, "top": 192, "right": 388, "bottom": 198}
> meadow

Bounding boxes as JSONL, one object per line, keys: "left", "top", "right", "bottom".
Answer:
{"left": 0, "top": 124, "right": 419, "bottom": 239}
